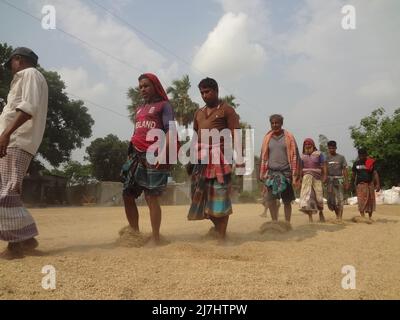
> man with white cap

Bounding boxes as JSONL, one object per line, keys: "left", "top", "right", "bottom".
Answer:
{"left": 0, "top": 47, "right": 48, "bottom": 259}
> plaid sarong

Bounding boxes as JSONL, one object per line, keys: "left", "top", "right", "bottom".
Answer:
{"left": 327, "top": 176, "right": 345, "bottom": 211}
{"left": 121, "top": 146, "right": 169, "bottom": 198}
{"left": 188, "top": 164, "right": 232, "bottom": 220}
{"left": 0, "top": 148, "right": 38, "bottom": 243}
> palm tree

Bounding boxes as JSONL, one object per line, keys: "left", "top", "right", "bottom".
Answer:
{"left": 221, "top": 94, "right": 240, "bottom": 109}
{"left": 167, "top": 75, "right": 199, "bottom": 127}
{"left": 221, "top": 94, "right": 250, "bottom": 129}
{"left": 127, "top": 86, "right": 143, "bottom": 122}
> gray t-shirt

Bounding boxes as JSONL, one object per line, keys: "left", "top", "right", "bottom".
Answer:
{"left": 326, "top": 153, "right": 347, "bottom": 176}
{"left": 268, "top": 132, "right": 290, "bottom": 172}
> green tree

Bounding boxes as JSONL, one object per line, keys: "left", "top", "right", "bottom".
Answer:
{"left": 127, "top": 86, "right": 143, "bottom": 122}
{"left": 86, "top": 134, "right": 129, "bottom": 182}
{"left": 167, "top": 75, "right": 199, "bottom": 127}
{"left": 221, "top": 94, "right": 250, "bottom": 130}
{"left": 350, "top": 108, "right": 400, "bottom": 187}
{"left": 318, "top": 134, "right": 329, "bottom": 155}
{"left": 221, "top": 94, "right": 240, "bottom": 109}
{"left": 0, "top": 43, "right": 13, "bottom": 100}
{"left": 43, "top": 161, "right": 94, "bottom": 186}
{"left": 0, "top": 43, "right": 95, "bottom": 169}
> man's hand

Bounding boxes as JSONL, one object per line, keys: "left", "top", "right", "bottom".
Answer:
{"left": 293, "top": 177, "right": 302, "bottom": 190}
{"left": 0, "top": 133, "right": 10, "bottom": 158}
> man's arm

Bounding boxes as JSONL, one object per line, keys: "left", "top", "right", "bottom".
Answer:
{"left": 322, "top": 161, "right": 328, "bottom": 184}
{"left": 350, "top": 163, "right": 357, "bottom": 194}
{"left": 343, "top": 165, "right": 349, "bottom": 190}
{"left": 0, "top": 110, "right": 32, "bottom": 157}
{"left": 373, "top": 170, "right": 381, "bottom": 192}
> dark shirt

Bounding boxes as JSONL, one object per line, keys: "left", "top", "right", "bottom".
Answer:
{"left": 352, "top": 159, "right": 374, "bottom": 184}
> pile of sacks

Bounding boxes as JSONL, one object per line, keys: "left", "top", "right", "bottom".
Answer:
{"left": 382, "top": 187, "right": 400, "bottom": 204}
{"left": 347, "top": 187, "right": 400, "bottom": 205}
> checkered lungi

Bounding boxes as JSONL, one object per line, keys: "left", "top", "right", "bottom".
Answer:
{"left": 121, "top": 146, "right": 169, "bottom": 198}
{"left": 327, "top": 176, "right": 345, "bottom": 211}
{"left": 0, "top": 148, "right": 38, "bottom": 242}
{"left": 188, "top": 164, "right": 232, "bottom": 220}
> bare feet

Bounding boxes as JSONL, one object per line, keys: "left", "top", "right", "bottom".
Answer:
{"left": 206, "top": 227, "right": 219, "bottom": 239}
{"left": 21, "top": 238, "right": 39, "bottom": 251}
{"left": 0, "top": 243, "right": 24, "bottom": 260}
{"left": 145, "top": 236, "right": 170, "bottom": 247}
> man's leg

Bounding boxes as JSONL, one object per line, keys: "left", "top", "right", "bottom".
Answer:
{"left": 217, "top": 216, "right": 229, "bottom": 240}
{"left": 284, "top": 203, "right": 292, "bottom": 222}
{"left": 269, "top": 200, "right": 279, "bottom": 221}
{"left": 0, "top": 148, "right": 37, "bottom": 256}
{"left": 282, "top": 183, "right": 295, "bottom": 223}
{"left": 123, "top": 194, "right": 139, "bottom": 231}
{"left": 319, "top": 211, "right": 325, "bottom": 222}
{"left": 335, "top": 207, "right": 344, "bottom": 220}
{"left": 334, "top": 208, "right": 339, "bottom": 219}
{"left": 145, "top": 194, "right": 162, "bottom": 243}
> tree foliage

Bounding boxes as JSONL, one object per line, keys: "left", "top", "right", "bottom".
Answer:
{"left": 318, "top": 134, "right": 329, "bottom": 155}
{"left": 350, "top": 108, "right": 400, "bottom": 187}
{"left": 85, "top": 134, "right": 129, "bottom": 182}
{"left": 127, "top": 86, "right": 143, "bottom": 122}
{"left": 44, "top": 161, "right": 95, "bottom": 186}
{"left": 166, "top": 75, "right": 199, "bottom": 127}
{"left": 0, "top": 43, "right": 94, "bottom": 168}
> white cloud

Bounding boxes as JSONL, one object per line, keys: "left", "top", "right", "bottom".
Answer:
{"left": 57, "top": 67, "right": 107, "bottom": 102}
{"left": 279, "top": 0, "right": 400, "bottom": 156}
{"left": 35, "top": 0, "right": 179, "bottom": 88}
{"left": 192, "top": 0, "right": 269, "bottom": 81}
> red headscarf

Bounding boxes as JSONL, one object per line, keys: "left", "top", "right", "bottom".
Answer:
{"left": 141, "top": 73, "right": 169, "bottom": 102}
{"left": 302, "top": 138, "right": 317, "bottom": 154}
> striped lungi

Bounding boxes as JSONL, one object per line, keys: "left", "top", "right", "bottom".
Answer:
{"left": 188, "top": 164, "right": 232, "bottom": 220}
{"left": 0, "top": 148, "right": 38, "bottom": 243}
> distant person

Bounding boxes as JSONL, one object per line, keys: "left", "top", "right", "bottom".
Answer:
{"left": 299, "top": 138, "right": 327, "bottom": 223}
{"left": 259, "top": 114, "right": 301, "bottom": 223}
{"left": 325, "top": 141, "right": 349, "bottom": 221}
{"left": 187, "top": 78, "right": 240, "bottom": 241}
{"left": 0, "top": 47, "right": 48, "bottom": 259}
{"left": 121, "top": 73, "right": 175, "bottom": 245}
{"left": 351, "top": 148, "right": 380, "bottom": 220}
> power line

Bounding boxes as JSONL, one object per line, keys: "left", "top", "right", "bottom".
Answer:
{"left": 88, "top": 0, "right": 194, "bottom": 70}
{"left": 0, "top": 0, "right": 140, "bottom": 120}
{"left": 67, "top": 93, "right": 129, "bottom": 119}
{"left": 0, "top": 0, "right": 145, "bottom": 74}
{"left": 2, "top": 0, "right": 315, "bottom": 129}
{"left": 86, "top": 0, "right": 262, "bottom": 112}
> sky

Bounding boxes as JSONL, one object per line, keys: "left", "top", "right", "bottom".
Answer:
{"left": 0, "top": 0, "right": 399, "bottom": 166}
